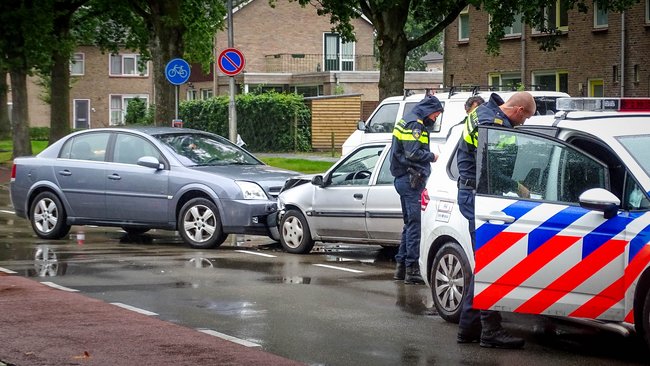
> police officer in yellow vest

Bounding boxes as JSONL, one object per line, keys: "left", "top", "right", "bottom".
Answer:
{"left": 390, "top": 95, "right": 443, "bottom": 284}
{"left": 456, "top": 91, "right": 535, "bottom": 348}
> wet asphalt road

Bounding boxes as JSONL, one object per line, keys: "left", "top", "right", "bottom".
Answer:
{"left": 0, "top": 184, "right": 649, "bottom": 365}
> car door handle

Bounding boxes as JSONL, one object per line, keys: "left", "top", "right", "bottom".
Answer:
{"left": 58, "top": 170, "right": 72, "bottom": 176}
{"left": 108, "top": 174, "right": 121, "bottom": 180}
{"left": 477, "top": 211, "right": 515, "bottom": 224}
{"left": 353, "top": 193, "right": 364, "bottom": 200}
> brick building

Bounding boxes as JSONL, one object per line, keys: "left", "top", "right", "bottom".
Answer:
{"left": 443, "top": 1, "right": 650, "bottom": 97}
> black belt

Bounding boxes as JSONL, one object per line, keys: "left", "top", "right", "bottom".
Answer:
{"left": 457, "top": 178, "right": 476, "bottom": 189}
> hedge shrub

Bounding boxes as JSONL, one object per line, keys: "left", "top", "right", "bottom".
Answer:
{"left": 179, "top": 92, "right": 311, "bottom": 152}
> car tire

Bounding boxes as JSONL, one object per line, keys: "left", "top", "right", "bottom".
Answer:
{"left": 177, "top": 198, "right": 227, "bottom": 249}
{"left": 29, "top": 191, "right": 71, "bottom": 240}
{"left": 121, "top": 227, "right": 150, "bottom": 236}
{"left": 430, "top": 242, "right": 471, "bottom": 323}
{"left": 280, "top": 209, "right": 314, "bottom": 254}
{"left": 642, "top": 289, "right": 650, "bottom": 350}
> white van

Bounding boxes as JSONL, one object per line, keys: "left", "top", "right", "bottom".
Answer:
{"left": 341, "top": 90, "right": 570, "bottom": 156}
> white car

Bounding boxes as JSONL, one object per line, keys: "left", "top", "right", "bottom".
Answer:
{"left": 341, "top": 89, "right": 569, "bottom": 156}
{"left": 419, "top": 97, "right": 650, "bottom": 350}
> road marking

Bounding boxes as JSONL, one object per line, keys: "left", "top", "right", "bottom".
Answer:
{"left": 234, "top": 250, "right": 276, "bottom": 258}
{"left": 41, "top": 281, "right": 79, "bottom": 292}
{"left": 0, "top": 267, "right": 17, "bottom": 274}
{"left": 110, "top": 302, "right": 158, "bottom": 316}
{"left": 0, "top": 210, "right": 15, "bottom": 215}
{"left": 197, "top": 328, "right": 261, "bottom": 348}
{"left": 313, "top": 264, "right": 364, "bottom": 273}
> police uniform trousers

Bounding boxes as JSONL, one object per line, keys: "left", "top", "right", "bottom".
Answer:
{"left": 457, "top": 185, "right": 502, "bottom": 334}
{"left": 394, "top": 174, "right": 423, "bottom": 267}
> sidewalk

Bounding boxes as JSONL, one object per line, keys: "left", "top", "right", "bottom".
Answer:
{"left": 0, "top": 274, "right": 304, "bottom": 366}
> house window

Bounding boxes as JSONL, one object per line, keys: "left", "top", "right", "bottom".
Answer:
{"left": 532, "top": 71, "right": 568, "bottom": 92}
{"left": 109, "top": 94, "right": 149, "bottom": 125}
{"left": 613, "top": 65, "right": 619, "bottom": 83}
{"left": 459, "top": 6, "right": 470, "bottom": 41}
{"left": 647, "top": 0, "right": 650, "bottom": 23}
{"left": 187, "top": 89, "right": 197, "bottom": 100}
{"left": 535, "top": 0, "right": 569, "bottom": 32}
{"left": 594, "top": 2, "right": 608, "bottom": 28}
{"left": 634, "top": 64, "right": 640, "bottom": 83}
{"left": 201, "top": 89, "right": 213, "bottom": 99}
{"left": 491, "top": 13, "right": 523, "bottom": 37}
{"left": 323, "top": 33, "right": 356, "bottom": 71}
{"left": 110, "top": 54, "right": 148, "bottom": 76}
{"left": 70, "top": 53, "right": 84, "bottom": 75}
{"left": 488, "top": 72, "right": 521, "bottom": 91}
{"left": 588, "top": 79, "right": 604, "bottom": 97}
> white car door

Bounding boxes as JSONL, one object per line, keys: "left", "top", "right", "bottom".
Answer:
{"left": 365, "top": 146, "right": 402, "bottom": 241}
{"left": 473, "top": 126, "right": 627, "bottom": 321}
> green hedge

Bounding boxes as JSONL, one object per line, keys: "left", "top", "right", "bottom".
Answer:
{"left": 179, "top": 92, "right": 311, "bottom": 152}
{"left": 30, "top": 127, "right": 50, "bottom": 141}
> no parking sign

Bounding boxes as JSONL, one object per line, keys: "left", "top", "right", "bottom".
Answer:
{"left": 218, "top": 48, "right": 245, "bottom": 76}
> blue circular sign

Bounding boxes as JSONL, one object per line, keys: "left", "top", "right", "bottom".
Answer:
{"left": 165, "top": 58, "right": 191, "bottom": 85}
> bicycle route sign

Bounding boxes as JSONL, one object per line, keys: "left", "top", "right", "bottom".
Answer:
{"left": 218, "top": 48, "right": 245, "bottom": 76}
{"left": 165, "top": 58, "right": 191, "bottom": 85}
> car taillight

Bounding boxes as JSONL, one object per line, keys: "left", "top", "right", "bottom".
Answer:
{"left": 421, "top": 188, "right": 429, "bottom": 211}
{"left": 10, "top": 164, "right": 16, "bottom": 181}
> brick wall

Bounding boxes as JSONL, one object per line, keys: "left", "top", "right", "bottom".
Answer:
{"left": 444, "top": 3, "right": 650, "bottom": 97}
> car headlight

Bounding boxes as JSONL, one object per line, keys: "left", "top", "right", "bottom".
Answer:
{"left": 236, "top": 181, "right": 268, "bottom": 200}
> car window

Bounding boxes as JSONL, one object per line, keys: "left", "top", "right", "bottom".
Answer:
{"left": 113, "top": 134, "right": 162, "bottom": 165}
{"left": 156, "top": 133, "right": 260, "bottom": 166}
{"left": 617, "top": 134, "right": 650, "bottom": 178}
{"left": 376, "top": 150, "right": 394, "bottom": 185}
{"left": 623, "top": 173, "right": 650, "bottom": 211}
{"left": 366, "top": 103, "right": 399, "bottom": 133}
{"left": 60, "top": 132, "right": 110, "bottom": 161}
{"left": 478, "top": 128, "right": 608, "bottom": 204}
{"left": 329, "top": 145, "right": 383, "bottom": 186}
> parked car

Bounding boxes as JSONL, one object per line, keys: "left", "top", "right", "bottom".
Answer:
{"left": 10, "top": 127, "right": 299, "bottom": 249}
{"left": 419, "top": 97, "right": 650, "bottom": 350}
{"left": 277, "top": 140, "right": 401, "bottom": 253}
{"left": 341, "top": 89, "right": 569, "bottom": 156}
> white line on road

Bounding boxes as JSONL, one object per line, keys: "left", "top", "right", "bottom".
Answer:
{"left": 40, "top": 281, "right": 79, "bottom": 292}
{"left": 0, "top": 210, "right": 15, "bottom": 215}
{"left": 234, "top": 250, "right": 277, "bottom": 258}
{"left": 110, "top": 302, "right": 158, "bottom": 316}
{"left": 197, "top": 328, "right": 261, "bottom": 348}
{"left": 0, "top": 267, "right": 17, "bottom": 274}
{"left": 313, "top": 264, "right": 364, "bottom": 273}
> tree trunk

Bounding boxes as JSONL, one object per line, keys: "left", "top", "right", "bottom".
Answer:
{"left": 147, "top": 1, "right": 184, "bottom": 127}
{"left": 0, "top": 73, "right": 10, "bottom": 139}
{"left": 377, "top": 36, "right": 409, "bottom": 102}
{"left": 9, "top": 70, "right": 32, "bottom": 158}
{"left": 50, "top": 48, "right": 71, "bottom": 143}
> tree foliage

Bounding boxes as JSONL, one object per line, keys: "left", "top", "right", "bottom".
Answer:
{"left": 293, "top": 0, "right": 640, "bottom": 101}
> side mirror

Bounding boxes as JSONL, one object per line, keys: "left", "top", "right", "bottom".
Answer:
{"left": 311, "top": 175, "right": 324, "bottom": 187}
{"left": 357, "top": 120, "right": 366, "bottom": 131}
{"left": 137, "top": 156, "right": 163, "bottom": 170}
{"left": 579, "top": 188, "right": 620, "bottom": 219}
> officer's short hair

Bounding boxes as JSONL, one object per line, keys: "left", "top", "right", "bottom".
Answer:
{"left": 465, "top": 96, "right": 485, "bottom": 112}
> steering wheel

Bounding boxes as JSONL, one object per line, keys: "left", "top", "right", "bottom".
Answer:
{"left": 351, "top": 170, "right": 372, "bottom": 181}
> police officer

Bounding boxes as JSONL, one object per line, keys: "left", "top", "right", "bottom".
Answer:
{"left": 456, "top": 91, "right": 535, "bottom": 348}
{"left": 390, "top": 95, "right": 443, "bottom": 284}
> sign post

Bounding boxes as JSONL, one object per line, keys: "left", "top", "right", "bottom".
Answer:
{"left": 165, "top": 58, "right": 191, "bottom": 126}
{"left": 218, "top": 48, "right": 246, "bottom": 144}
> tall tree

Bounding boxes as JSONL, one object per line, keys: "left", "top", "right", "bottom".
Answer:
{"left": 0, "top": 0, "right": 54, "bottom": 158}
{"left": 126, "top": 0, "right": 225, "bottom": 126}
{"left": 0, "top": 70, "right": 10, "bottom": 139}
{"left": 295, "top": 0, "right": 640, "bottom": 101}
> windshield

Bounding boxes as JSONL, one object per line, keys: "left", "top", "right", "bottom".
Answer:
{"left": 155, "top": 133, "right": 261, "bottom": 166}
{"left": 617, "top": 134, "right": 650, "bottom": 177}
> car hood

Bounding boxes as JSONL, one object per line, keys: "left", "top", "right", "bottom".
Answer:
{"left": 191, "top": 164, "right": 300, "bottom": 197}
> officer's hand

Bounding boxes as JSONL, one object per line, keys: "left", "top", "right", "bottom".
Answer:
{"left": 517, "top": 182, "right": 530, "bottom": 198}
{"left": 431, "top": 153, "right": 438, "bottom": 163}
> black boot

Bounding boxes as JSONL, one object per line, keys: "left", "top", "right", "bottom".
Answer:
{"left": 404, "top": 264, "right": 425, "bottom": 285}
{"left": 393, "top": 262, "right": 405, "bottom": 280}
{"left": 480, "top": 328, "right": 525, "bottom": 349}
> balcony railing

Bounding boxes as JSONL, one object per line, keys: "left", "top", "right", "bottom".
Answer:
{"left": 264, "top": 53, "right": 378, "bottom": 73}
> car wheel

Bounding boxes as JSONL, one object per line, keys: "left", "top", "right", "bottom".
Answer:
{"left": 280, "top": 209, "right": 314, "bottom": 254}
{"left": 178, "top": 198, "right": 227, "bottom": 249}
{"left": 643, "top": 289, "right": 650, "bottom": 350}
{"left": 431, "top": 242, "right": 471, "bottom": 323}
{"left": 29, "top": 191, "right": 71, "bottom": 240}
{"left": 121, "top": 227, "right": 150, "bottom": 236}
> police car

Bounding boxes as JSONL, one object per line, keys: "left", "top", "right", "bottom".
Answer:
{"left": 419, "top": 97, "right": 650, "bottom": 349}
